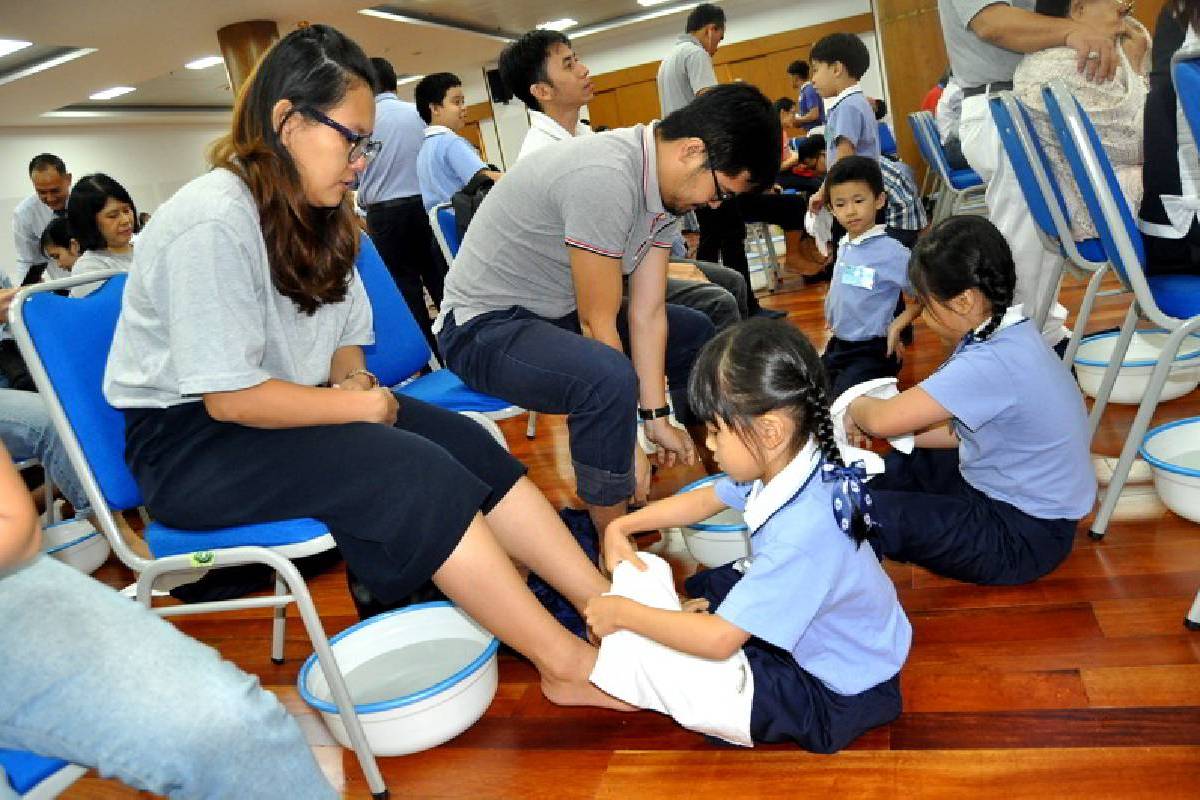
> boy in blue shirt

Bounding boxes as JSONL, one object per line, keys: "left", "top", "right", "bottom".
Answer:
{"left": 414, "top": 72, "right": 503, "bottom": 212}
{"left": 787, "top": 59, "right": 825, "bottom": 133}
{"left": 821, "top": 156, "right": 919, "bottom": 398}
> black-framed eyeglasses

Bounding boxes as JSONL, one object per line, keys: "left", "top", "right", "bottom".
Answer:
{"left": 301, "top": 108, "right": 382, "bottom": 164}
{"left": 711, "top": 167, "right": 734, "bottom": 203}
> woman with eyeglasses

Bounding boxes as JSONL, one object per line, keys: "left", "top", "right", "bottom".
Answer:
{"left": 1013, "top": 0, "right": 1150, "bottom": 242}
{"left": 102, "top": 24, "right": 631, "bottom": 712}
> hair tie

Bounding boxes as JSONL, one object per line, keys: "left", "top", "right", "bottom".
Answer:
{"left": 820, "top": 460, "right": 879, "bottom": 538}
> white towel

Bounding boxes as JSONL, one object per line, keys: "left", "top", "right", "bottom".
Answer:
{"left": 805, "top": 208, "right": 834, "bottom": 257}
{"left": 589, "top": 553, "right": 755, "bottom": 747}
{"left": 829, "top": 378, "right": 916, "bottom": 455}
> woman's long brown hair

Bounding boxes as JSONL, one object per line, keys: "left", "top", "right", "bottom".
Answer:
{"left": 208, "top": 24, "right": 374, "bottom": 314}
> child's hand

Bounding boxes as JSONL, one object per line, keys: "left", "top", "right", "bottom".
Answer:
{"left": 681, "top": 597, "right": 710, "bottom": 614}
{"left": 844, "top": 408, "right": 870, "bottom": 449}
{"left": 584, "top": 595, "right": 628, "bottom": 638}
{"left": 886, "top": 323, "right": 906, "bottom": 360}
{"left": 808, "top": 188, "right": 825, "bottom": 213}
{"left": 603, "top": 520, "right": 647, "bottom": 575}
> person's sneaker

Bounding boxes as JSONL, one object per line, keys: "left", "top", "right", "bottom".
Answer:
{"left": 751, "top": 307, "right": 787, "bottom": 319}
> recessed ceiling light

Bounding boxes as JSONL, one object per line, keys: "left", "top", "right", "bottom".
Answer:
{"left": 89, "top": 86, "right": 136, "bottom": 100}
{"left": 359, "top": 7, "right": 515, "bottom": 43}
{"left": 185, "top": 56, "right": 225, "bottom": 70}
{"left": 396, "top": 73, "right": 424, "bottom": 86}
{"left": 537, "top": 18, "right": 578, "bottom": 31}
{"left": 637, "top": 0, "right": 674, "bottom": 6}
{"left": 0, "top": 47, "right": 97, "bottom": 88}
{"left": 574, "top": 2, "right": 716, "bottom": 38}
{"left": 0, "top": 39, "right": 33, "bottom": 58}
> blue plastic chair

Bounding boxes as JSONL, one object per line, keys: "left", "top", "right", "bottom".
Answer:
{"left": 908, "top": 110, "right": 985, "bottom": 222}
{"left": 989, "top": 91, "right": 1121, "bottom": 370}
{"left": 878, "top": 121, "right": 898, "bottom": 159}
{"left": 1043, "top": 81, "right": 1200, "bottom": 541}
{"left": 424, "top": 208, "right": 539, "bottom": 438}
{"left": 9, "top": 271, "right": 390, "bottom": 799}
{"left": 0, "top": 749, "right": 85, "bottom": 799}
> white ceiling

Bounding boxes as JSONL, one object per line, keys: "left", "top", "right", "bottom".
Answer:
{"left": 0, "top": 0, "right": 705, "bottom": 127}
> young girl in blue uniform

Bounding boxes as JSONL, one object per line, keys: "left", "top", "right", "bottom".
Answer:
{"left": 585, "top": 319, "right": 911, "bottom": 753}
{"left": 821, "top": 155, "right": 919, "bottom": 398}
{"left": 846, "top": 216, "right": 1096, "bottom": 585}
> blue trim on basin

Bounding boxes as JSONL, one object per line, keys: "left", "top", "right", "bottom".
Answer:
{"left": 298, "top": 600, "right": 500, "bottom": 714}
{"left": 675, "top": 473, "right": 748, "bottom": 533}
{"left": 1074, "top": 328, "right": 1200, "bottom": 368}
{"left": 1139, "top": 417, "right": 1200, "bottom": 479}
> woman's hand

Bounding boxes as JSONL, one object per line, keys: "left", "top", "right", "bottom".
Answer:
{"left": 681, "top": 597, "right": 710, "bottom": 614}
{"left": 633, "top": 447, "right": 652, "bottom": 506}
{"left": 584, "top": 595, "right": 629, "bottom": 638}
{"left": 1065, "top": 22, "right": 1122, "bottom": 83}
{"left": 363, "top": 388, "right": 399, "bottom": 426}
{"left": 603, "top": 518, "right": 647, "bottom": 575}
{"left": 643, "top": 417, "right": 696, "bottom": 469}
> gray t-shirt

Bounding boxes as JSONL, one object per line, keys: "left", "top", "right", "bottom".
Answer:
{"left": 939, "top": 0, "right": 1035, "bottom": 89}
{"left": 70, "top": 249, "right": 133, "bottom": 297}
{"left": 656, "top": 34, "right": 718, "bottom": 115}
{"left": 434, "top": 124, "right": 681, "bottom": 330}
{"left": 103, "top": 168, "right": 374, "bottom": 409}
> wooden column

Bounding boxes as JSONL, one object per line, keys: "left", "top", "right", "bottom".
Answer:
{"left": 217, "top": 20, "right": 280, "bottom": 93}
{"left": 873, "top": 0, "right": 947, "bottom": 172}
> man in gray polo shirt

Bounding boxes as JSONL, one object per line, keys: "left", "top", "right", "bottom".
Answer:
{"left": 656, "top": 3, "right": 723, "bottom": 116}
{"left": 435, "top": 84, "right": 780, "bottom": 541}
{"left": 939, "top": 0, "right": 1122, "bottom": 348}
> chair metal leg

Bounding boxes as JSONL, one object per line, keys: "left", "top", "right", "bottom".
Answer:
{"left": 1090, "top": 321, "right": 1200, "bottom": 540}
{"left": 525, "top": 411, "right": 538, "bottom": 440}
{"left": 271, "top": 573, "right": 287, "bottom": 665}
{"left": 1062, "top": 264, "right": 1109, "bottom": 365}
{"left": 1088, "top": 303, "right": 1139, "bottom": 440}
{"left": 758, "top": 223, "right": 781, "bottom": 292}
{"left": 1033, "top": 257, "right": 1066, "bottom": 333}
{"left": 1186, "top": 588, "right": 1200, "bottom": 631}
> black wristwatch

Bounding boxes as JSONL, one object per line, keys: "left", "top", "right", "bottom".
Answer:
{"left": 637, "top": 405, "right": 672, "bottom": 421}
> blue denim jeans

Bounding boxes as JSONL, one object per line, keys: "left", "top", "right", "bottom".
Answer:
{"left": 439, "top": 303, "right": 714, "bottom": 506}
{"left": 0, "top": 556, "right": 336, "bottom": 799}
{"left": 0, "top": 389, "right": 90, "bottom": 515}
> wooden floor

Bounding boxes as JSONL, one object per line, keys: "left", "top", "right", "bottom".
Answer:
{"left": 72, "top": 270, "right": 1200, "bottom": 798}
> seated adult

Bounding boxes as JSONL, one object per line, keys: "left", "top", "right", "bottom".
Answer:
{"left": 415, "top": 72, "right": 502, "bottom": 212}
{"left": 66, "top": 173, "right": 138, "bottom": 296}
{"left": 1013, "top": 0, "right": 1150, "bottom": 241}
{"left": 499, "top": 28, "right": 747, "bottom": 332}
{"left": 102, "top": 24, "right": 627, "bottom": 711}
{"left": 777, "top": 134, "right": 826, "bottom": 195}
{"left": 435, "top": 84, "right": 781, "bottom": 538}
{"left": 1140, "top": 0, "right": 1200, "bottom": 275}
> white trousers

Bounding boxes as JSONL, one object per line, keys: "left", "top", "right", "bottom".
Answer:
{"left": 960, "top": 93, "right": 1070, "bottom": 345}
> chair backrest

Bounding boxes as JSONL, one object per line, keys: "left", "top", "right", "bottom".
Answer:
{"left": 429, "top": 203, "right": 460, "bottom": 265}
{"left": 11, "top": 273, "right": 142, "bottom": 511}
{"left": 1172, "top": 45, "right": 1200, "bottom": 148}
{"left": 1043, "top": 82, "right": 1152, "bottom": 305}
{"left": 907, "top": 112, "right": 936, "bottom": 171}
{"left": 878, "top": 121, "right": 898, "bottom": 158}
{"left": 917, "top": 111, "right": 954, "bottom": 180}
{"left": 356, "top": 233, "right": 434, "bottom": 386}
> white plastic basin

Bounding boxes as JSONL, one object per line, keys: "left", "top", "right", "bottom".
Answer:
{"left": 298, "top": 601, "right": 499, "bottom": 756}
{"left": 1140, "top": 417, "right": 1200, "bottom": 524}
{"left": 42, "top": 519, "right": 109, "bottom": 574}
{"left": 1074, "top": 329, "right": 1200, "bottom": 404}
{"left": 676, "top": 474, "right": 751, "bottom": 568}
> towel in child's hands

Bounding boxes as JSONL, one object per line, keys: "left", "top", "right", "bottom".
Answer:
{"left": 589, "top": 553, "right": 755, "bottom": 747}
{"left": 830, "top": 377, "right": 916, "bottom": 455}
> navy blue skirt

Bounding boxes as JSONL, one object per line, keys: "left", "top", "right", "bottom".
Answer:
{"left": 870, "top": 448, "right": 1077, "bottom": 585}
{"left": 684, "top": 565, "right": 902, "bottom": 753}
{"left": 123, "top": 395, "right": 526, "bottom": 604}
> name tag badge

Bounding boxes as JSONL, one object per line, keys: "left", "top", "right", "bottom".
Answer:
{"left": 841, "top": 264, "right": 875, "bottom": 290}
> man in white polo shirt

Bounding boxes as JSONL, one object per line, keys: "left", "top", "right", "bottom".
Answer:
{"left": 11, "top": 153, "right": 71, "bottom": 285}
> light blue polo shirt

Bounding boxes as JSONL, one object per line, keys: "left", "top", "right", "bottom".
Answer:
{"left": 825, "top": 226, "right": 910, "bottom": 341}
{"left": 824, "top": 85, "right": 880, "bottom": 165}
{"left": 416, "top": 126, "right": 487, "bottom": 211}
{"left": 711, "top": 441, "right": 912, "bottom": 696}
{"left": 356, "top": 93, "right": 425, "bottom": 205}
{"left": 921, "top": 317, "right": 1096, "bottom": 519}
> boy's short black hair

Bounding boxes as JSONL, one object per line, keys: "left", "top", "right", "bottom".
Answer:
{"left": 370, "top": 57, "right": 397, "bottom": 93}
{"left": 414, "top": 72, "right": 462, "bottom": 123}
{"left": 810, "top": 33, "right": 870, "bottom": 80}
{"left": 498, "top": 29, "right": 572, "bottom": 112}
{"left": 774, "top": 97, "right": 795, "bottom": 114}
{"left": 824, "top": 155, "right": 884, "bottom": 197}
{"left": 872, "top": 97, "right": 888, "bottom": 120}
{"left": 786, "top": 60, "right": 810, "bottom": 80}
{"left": 794, "top": 134, "right": 826, "bottom": 162}
{"left": 685, "top": 3, "right": 725, "bottom": 33}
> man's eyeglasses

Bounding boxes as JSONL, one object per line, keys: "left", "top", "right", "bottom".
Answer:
{"left": 711, "top": 167, "right": 733, "bottom": 203}
{"left": 302, "top": 108, "right": 382, "bottom": 164}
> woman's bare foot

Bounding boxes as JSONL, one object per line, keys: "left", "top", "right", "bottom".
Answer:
{"left": 541, "top": 676, "right": 637, "bottom": 711}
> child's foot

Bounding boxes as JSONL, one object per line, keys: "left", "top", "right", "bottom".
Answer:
{"left": 541, "top": 676, "right": 637, "bottom": 711}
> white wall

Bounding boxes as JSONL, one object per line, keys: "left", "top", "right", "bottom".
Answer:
{"left": 0, "top": 123, "right": 227, "bottom": 278}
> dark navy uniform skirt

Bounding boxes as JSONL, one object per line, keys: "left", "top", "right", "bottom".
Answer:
{"left": 123, "top": 395, "right": 526, "bottom": 604}
{"left": 870, "top": 448, "right": 1077, "bottom": 585}
{"left": 820, "top": 335, "right": 901, "bottom": 400}
{"left": 684, "top": 565, "right": 902, "bottom": 754}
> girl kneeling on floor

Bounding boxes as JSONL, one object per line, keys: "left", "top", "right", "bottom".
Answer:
{"left": 585, "top": 319, "right": 911, "bottom": 752}
{"left": 845, "top": 216, "right": 1096, "bottom": 585}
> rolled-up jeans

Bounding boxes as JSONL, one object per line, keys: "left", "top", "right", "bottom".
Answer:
{"left": 0, "top": 556, "right": 336, "bottom": 800}
{"left": 439, "top": 303, "right": 714, "bottom": 506}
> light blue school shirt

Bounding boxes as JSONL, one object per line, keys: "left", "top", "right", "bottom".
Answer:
{"left": 798, "top": 82, "right": 826, "bottom": 127}
{"left": 416, "top": 126, "right": 487, "bottom": 212}
{"left": 824, "top": 85, "right": 880, "bottom": 165}
{"left": 712, "top": 440, "right": 912, "bottom": 696}
{"left": 921, "top": 317, "right": 1096, "bottom": 519}
{"left": 356, "top": 93, "right": 425, "bottom": 206}
{"left": 825, "top": 225, "right": 911, "bottom": 341}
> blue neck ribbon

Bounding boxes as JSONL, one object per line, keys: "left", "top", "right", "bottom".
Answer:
{"left": 820, "top": 460, "right": 880, "bottom": 539}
